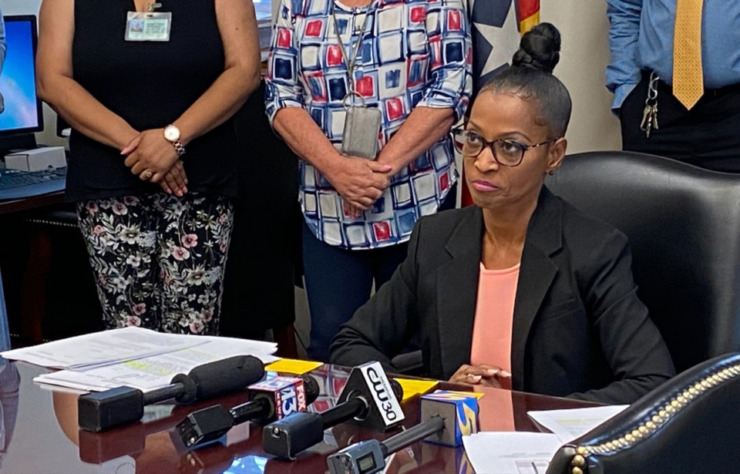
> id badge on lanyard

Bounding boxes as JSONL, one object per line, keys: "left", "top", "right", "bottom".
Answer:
{"left": 125, "top": 11, "right": 172, "bottom": 42}
{"left": 332, "top": 7, "right": 381, "bottom": 159}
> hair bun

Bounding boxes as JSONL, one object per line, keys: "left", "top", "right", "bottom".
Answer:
{"left": 512, "top": 22, "right": 561, "bottom": 73}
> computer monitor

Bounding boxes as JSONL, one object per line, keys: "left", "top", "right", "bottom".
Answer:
{"left": 0, "top": 15, "right": 43, "bottom": 155}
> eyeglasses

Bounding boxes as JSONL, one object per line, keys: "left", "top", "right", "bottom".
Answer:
{"left": 451, "top": 128, "right": 558, "bottom": 167}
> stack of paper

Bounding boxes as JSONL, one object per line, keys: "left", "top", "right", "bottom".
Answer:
{"left": 463, "top": 432, "right": 562, "bottom": 474}
{"left": 528, "top": 405, "right": 629, "bottom": 443}
{"left": 1, "top": 327, "right": 278, "bottom": 393}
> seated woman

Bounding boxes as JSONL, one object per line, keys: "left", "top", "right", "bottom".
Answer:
{"left": 330, "top": 23, "right": 675, "bottom": 405}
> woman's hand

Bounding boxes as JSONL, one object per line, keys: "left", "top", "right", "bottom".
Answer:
{"left": 158, "top": 160, "right": 188, "bottom": 196}
{"left": 123, "top": 129, "right": 179, "bottom": 183}
{"left": 324, "top": 156, "right": 392, "bottom": 211}
{"left": 449, "top": 364, "right": 512, "bottom": 389}
{"left": 119, "top": 133, "right": 142, "bottom": 156}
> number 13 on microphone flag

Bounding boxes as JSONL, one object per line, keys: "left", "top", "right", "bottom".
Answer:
{"left": 461, "top": 0, "right": 540, "bottom": 207}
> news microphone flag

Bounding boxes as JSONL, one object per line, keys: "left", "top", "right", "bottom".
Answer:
{"left": 248, "top": 376, "right": 309, "bottom": 420}
{"left": 262, "top": 362, "right": 404, "bottom": 460}
{"left": 336, "top": 361, "right": 405, "bottom": 430}
{"left": 326, "top": 390, "right": 479, "bottom": 474}
{"left": 419, "top": 390, "right": 479, "bottom": 447}
{"left": 461, "top": 0, "right": 540, "bottom": 207}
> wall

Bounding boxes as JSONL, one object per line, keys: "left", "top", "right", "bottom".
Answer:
{"left": 4, "top": 0, "right": 622, "bottom": 153}
{"left": 542, "top": 0, "right": 622, "bottom": 153}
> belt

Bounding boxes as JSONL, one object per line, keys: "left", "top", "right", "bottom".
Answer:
{"left": 642, "top": 70, "right": 740, "bottom": 97}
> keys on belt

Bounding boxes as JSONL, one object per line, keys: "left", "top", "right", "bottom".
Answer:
{"left": 640, "top": 72, "right": 660, "bottom": 138}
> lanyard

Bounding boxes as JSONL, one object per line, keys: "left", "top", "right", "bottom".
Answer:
{"left": 331, "top": 3, "right": 369, "bottom": 95}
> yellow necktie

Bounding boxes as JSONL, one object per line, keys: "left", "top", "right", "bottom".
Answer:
{"left": 673, "top": 0, "right": 704, "bottom": 109}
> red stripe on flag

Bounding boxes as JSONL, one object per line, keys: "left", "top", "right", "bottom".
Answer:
{"left": 516, "top": 0, "right": 540, "bottom": 23}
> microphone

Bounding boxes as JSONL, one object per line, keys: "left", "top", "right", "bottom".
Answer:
{"left": 263, "top": 361, "right": 404, "bottom": 460}
{"left": 326, "top": 390, "right": 479, "bottom": 474}
{"left": 177, "top": 374, "right": 321, "bottom": 448}
{"left": 78, "top": 355, "right": 265, "bottom": 432}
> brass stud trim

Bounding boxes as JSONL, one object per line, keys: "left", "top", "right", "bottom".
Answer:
{"left": 571, "top": 360, "right": 740, "bottom": 470}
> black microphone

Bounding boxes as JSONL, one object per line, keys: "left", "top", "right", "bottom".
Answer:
{"left": 263, "top": 362, "right": 405, "bottom": 460}
{"left": 327, "top": 390, "right": 480, "bottom": 474}
{"left": 177, "top": 375, "right": 321, "bottom": 448}
{"left": 78, "top": 355, "right": 265, "bottom": 432}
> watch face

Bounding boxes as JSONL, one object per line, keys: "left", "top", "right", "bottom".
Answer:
{"left": 164, "top": 125, "right": 180, "bottom": 142}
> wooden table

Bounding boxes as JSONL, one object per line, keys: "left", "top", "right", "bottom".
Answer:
{"left": 0, "top": 361, "right": 597, "bottom": 473}
{"left": 0, "top": 191, "right": 65, "bottom": 216}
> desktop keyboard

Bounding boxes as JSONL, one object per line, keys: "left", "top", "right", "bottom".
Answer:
{"left": 0, "top": 167, "right": 67, "bottom": 201}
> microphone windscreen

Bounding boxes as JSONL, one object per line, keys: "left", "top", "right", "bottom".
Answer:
{"left": 172, "top": 373, "right": 199, "bottom": 404}
{"left": 389, "top": 378, "right": 404, "bottom": 401}
{"left": 301, "top": 374, "right": 321, "bottom": 404}
{"left": 189, "top": 355, "right": 265, "bottom": 400}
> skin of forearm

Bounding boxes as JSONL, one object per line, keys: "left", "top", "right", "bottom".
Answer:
{"left": 37, "top": 75, "right": 138, "bottom": 150}
{"left": 272, "top": 107, "right": 344, "bottom": 173}
{"left": 173, "top": 65, "right": 260, "bottom": 146}
{"left": 377, "top": 106, "right": 455, "bottom": 173}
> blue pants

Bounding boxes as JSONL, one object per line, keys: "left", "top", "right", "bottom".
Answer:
{"left": 302, "top": 223, "right": 409, "bottom": 362}
{"left": 302, "top": 188, "right": 456, "bottom": 362}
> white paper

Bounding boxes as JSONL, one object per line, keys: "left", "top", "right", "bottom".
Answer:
{"left": 1, "top": 327, "right": 207, "bottom": 369}
{"left": 527, "top": 405, "right": 628, "bottom": 443}
{"left": 33, "top": 336, "right": 278, "bottom": 392}
{"left": 463, "top": 432, "right": 563, "bottom": 474}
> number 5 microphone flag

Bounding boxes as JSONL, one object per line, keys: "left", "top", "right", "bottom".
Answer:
{"left": 461, "top": 0, "right": 540, "bottom": 207}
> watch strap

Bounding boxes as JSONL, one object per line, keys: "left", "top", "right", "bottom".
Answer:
{"left": 171, "top": 140, "right": 186, "bottom": 157}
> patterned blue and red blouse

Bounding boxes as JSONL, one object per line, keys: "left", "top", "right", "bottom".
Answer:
{"left": 265, "top": 0, "right": 472, "bottom": 249}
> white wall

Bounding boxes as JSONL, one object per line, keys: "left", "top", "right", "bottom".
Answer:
{"left": 542, "top": 0, "right": 622, "bottom": 153}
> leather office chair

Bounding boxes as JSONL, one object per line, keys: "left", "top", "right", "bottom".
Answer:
{"left": 547, "top": 352, "right": 740, "bottom": 474}
{"left": 545, "top": 151, "right": 740, "bottom": 372}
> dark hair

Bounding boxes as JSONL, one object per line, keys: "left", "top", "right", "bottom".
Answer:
{"left": 478, "top": 23, "right": 572, "bottom": 137}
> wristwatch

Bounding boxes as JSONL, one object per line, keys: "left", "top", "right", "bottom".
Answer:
{"left": 163, "top": 124, "right": 186, "bottom": 157}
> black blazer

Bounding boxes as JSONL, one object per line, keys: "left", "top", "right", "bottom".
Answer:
{"left": 331, "top": 188, "right": 675, "bottom": 404}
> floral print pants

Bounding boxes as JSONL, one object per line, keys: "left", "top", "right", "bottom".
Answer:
{"left": 76, "top": 193, "right": 234, "bottom": 335}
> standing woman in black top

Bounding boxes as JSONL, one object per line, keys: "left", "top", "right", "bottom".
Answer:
{"left": 36, "top": 0, "right": 261, "bottom": 335}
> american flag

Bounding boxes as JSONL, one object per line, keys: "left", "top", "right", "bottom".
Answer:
{"left": 461, "top": 0, "right": 540, "bottom": 206}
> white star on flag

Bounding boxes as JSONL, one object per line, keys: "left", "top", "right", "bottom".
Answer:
{"left": 466, "top": 0, "right": 521, "bottom": 92}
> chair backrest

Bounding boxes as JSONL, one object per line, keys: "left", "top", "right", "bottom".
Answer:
{"left": 545, "top": 151, "right": 740, "bottom": 372}
{"left": 546, "top": 352, "right": 740, "bottom": 474}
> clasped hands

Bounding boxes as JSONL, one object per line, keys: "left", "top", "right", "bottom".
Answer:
{"left": 325, "top": 154, "right": 394, "bottom": 217}
{"left": 120, "top": 129, "right": 188, "bottom": 197}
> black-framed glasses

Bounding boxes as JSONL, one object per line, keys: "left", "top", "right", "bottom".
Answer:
{"left": 451, "top": 127, "right": 558, "bottom": 167}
